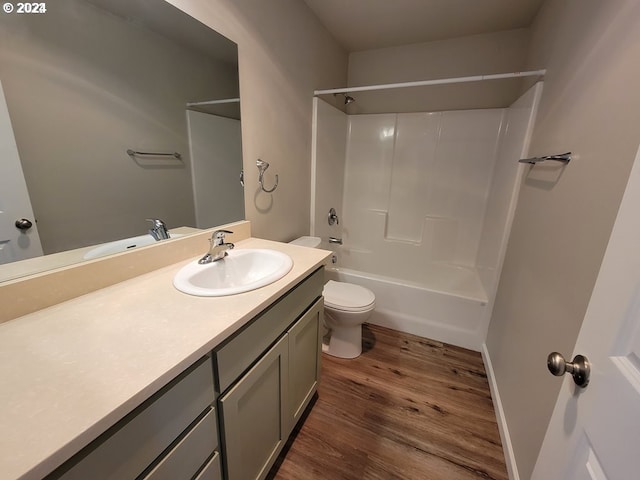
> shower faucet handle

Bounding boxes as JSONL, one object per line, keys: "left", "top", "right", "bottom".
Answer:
{"left": 328, "top": 208, "right": 339, "bottom": 226}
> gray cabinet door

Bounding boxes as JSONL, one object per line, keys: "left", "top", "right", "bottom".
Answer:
{"left": 287, "top": 298, "right": 322, "bottom": 432}
{"left": 219, "top": 335, "right": 289, "bottom": 480}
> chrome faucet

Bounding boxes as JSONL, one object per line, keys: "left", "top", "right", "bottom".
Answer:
{"left": 146, "top": 218, "right": 170, "bottom": 241}
{"left": 199, "top": 229, "right": 235, "bottom": 264}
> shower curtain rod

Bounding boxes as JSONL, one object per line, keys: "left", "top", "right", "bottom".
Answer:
{"left": 313, "top": 69, "right": 546, "bottom": 95}
{"left": 186, "top": 98, "right": 240, "bottom": 107}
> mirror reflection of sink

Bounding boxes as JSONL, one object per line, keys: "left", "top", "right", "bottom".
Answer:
{"left": 83, "top": 233, "right": 184, "bottom": 260}
{"left": 173, "top": 249, "right": 293, "bottom": 297}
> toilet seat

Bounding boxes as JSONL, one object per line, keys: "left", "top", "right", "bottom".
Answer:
{"left": 323, "top": 280, "right": 375, "bottom": 313}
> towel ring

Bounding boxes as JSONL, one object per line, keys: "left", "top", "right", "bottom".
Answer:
{"left": 256, "top": 159, "right": 278, "bottom": 193}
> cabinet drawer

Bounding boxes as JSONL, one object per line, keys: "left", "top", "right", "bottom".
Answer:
{"left": 142, "top": 407, "right": 218, "bottom": 480}
{"left": 195, "top": 451, "right": 222, "bottom": 480}
{"left": 51, "top": 357, "right": 215, "bottom": 480}
{"left": 214, "top": 267, "right": 324, "bottom": 392}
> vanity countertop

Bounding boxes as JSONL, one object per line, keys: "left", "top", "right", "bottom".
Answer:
{"left": 0, "top": 226, "right": 202, "bottom": 284}
{"left": 0, "top": 238, "right": 330, "bottom": 480}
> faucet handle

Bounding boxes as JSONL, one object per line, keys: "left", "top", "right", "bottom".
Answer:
{"left": 328, "top": 208, "right": 339, "bottom": 226}
{"left": 211, "top": 229, "right": 234, "bottom": 245}
{"left": 212, "top": 229, "right": 233, "bottom": 238}
{"left": 146, "top": 218, "right": 167, "bottom": 228}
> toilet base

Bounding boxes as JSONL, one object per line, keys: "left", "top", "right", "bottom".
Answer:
{"left": 322, "top": 324, "right": 362, "bottom": 359}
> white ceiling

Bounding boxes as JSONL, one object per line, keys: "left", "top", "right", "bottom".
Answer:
{"left": 304, "top": 0, "right": 545, "bottom": 52}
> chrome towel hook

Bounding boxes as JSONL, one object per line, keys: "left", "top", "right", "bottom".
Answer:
{"left": 256, "top": 159, "right": 278, "bottom": 193}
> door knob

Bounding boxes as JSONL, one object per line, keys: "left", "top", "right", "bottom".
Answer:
{"left": 15, "top": 218, "right": 33, "bottom": 231}
{"left": 547, "top": 352, "right": 590, "bottom": 388}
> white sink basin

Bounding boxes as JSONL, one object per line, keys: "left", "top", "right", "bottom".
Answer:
{"left": 173, "top": 248, "right": 293, "bottom": 297}
{"left": 83, "top": 233, "right": 183, "bottom": 260}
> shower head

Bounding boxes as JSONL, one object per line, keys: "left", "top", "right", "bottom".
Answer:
{"left": 334, "top": 92, "right": 355, "bottom": 105}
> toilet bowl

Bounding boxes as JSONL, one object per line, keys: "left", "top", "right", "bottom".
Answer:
{"left": 289, "top": 236, "right": 376, "bottom": 359}
{"left": 323, "top": 280, "right": 375, "bottom": 358}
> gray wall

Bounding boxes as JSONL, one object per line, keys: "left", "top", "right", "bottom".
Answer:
{"left": 346, "top": 28, "right": 531, "bottom": 113}
{"left": 486, "top": 0, "right": 640, "bottom": 477}
{"left": 0, "top": 0, "right": 239, "bottom": 253}
{"left": 167, "top": 0, "right": 349, "bottom": 242}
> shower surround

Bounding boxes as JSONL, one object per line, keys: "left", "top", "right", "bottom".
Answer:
{"left": 312, "top": 83, "right": 542, "bottom": 350}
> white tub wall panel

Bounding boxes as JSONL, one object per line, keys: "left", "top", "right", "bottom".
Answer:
{"left": 380, "top": 110, "right": 505, "bottom": 266}
{"left": 320, "top": 104, "right": 533, "bottom": 350}
{"left": 386, "top": 112, "right": 440, "bottom": 242}
{"left": 475, "top": 83, "right": 544, "bottom": 345}
{"left": 311, "top": 99, "right": 347, "bottom": 249}
{"left": 342, "top": 114, "right": 396, "bottom": 248}
{"left": 335, "top": 210, "right": 383, "bottom": 271}
{"left": 476, "top": 83, "right": 543, "bottom": 296}
{"left": 342, "top": 110, "right": 504, "bottom": 279}
{"left": 343, "top": 114, "right": 396, "bottom": 211}
{"left": 427, "top": 216, "right": 459, "bottom": 263}
{"left": 475, "top": 87, "right": 539, "bottom": 271}
{"left": 338, "top": 209, "right": 461, "bottom": 282}
{"left": 430, "top": 110, "right": 504, "bottom": 266}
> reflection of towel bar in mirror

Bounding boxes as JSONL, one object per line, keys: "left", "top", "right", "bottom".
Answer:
{"left": 519, "top": 152, "right": 571, "bottom": 165}
{"left": 126, "top": 149, "right": 182, "bottom": 160}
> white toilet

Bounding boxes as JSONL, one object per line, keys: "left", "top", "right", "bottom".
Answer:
{"left": 290, "top": 236, "right": 376, "bottom": 359}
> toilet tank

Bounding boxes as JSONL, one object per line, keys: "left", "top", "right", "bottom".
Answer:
{"left": 289, "top": 236, "right": 321, "bottom": 248}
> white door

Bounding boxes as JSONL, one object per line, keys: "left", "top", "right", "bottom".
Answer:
{"left": 0, "top": 80, "right": 43, "bottom": 264}
{"left": 532, "top": 144, "right": 640, "bottom": 479}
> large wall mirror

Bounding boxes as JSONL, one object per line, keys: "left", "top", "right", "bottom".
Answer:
{"left": 0, "top": 0, "right": 244, "bottom": 282}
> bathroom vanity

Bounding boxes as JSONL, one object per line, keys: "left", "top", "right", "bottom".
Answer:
{"left": 0, "top": 234, "right": 330, "bottom": 480}
{"left": 216, "top": 270, "right": 324, "bottom": 479}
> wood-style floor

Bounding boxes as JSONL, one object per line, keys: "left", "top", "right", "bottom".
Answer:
{"left": 268, "top": 324, "right": 508, "bottom": 480}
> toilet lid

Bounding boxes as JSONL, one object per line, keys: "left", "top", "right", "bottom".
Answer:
{"left": 323, "top": 280, "right": 375, "bottom": 312}
{"left": 289, "top": 236, "right": 321, "bottom": 248}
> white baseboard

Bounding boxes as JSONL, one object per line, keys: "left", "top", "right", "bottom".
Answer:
{"left": 481, "top": 343, "right": 520, "bottom": 480}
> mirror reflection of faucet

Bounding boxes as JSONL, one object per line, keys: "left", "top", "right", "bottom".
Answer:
{"left": 199, "top": 229, "right": 235, "bottom": 264}
{"left": 146, "top": 218, "right": 170, "bottom": 240}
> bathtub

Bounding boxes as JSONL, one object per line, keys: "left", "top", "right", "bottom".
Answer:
{"left": 324, "top": 265, "right": 489, "bottom": 351}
